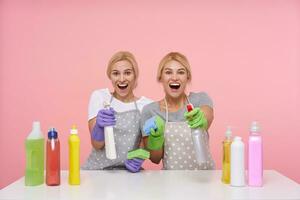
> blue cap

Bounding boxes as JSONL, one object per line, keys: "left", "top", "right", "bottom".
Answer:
{"left": 48, "top": 128, "right": 58, "bottom": 139}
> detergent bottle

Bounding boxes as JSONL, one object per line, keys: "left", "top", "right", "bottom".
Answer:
{"left": 248, "top": 121, "right": 263, "bottom": 186}
{"left": 222, "top": 126, "right": 232, "bottom": 184}
{"left": 46, "top": 127, "right": 60, "bottom": 186}
{"left": 25, "top": 121, "right": 44, "bottom": 186}
{"left": 68, "top": 125, "right": 80, "bottom": 185}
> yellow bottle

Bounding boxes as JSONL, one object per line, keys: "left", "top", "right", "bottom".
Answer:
{"left": 222, "top": 126, "right": 232, "bottom": 184}
{"left": 68, "top": 125, "right": 80, "bottom": 185}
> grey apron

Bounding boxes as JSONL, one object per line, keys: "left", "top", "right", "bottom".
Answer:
{"left": 82, "top": 95, "right": 141, "bottom": 170}
{"left": 163, "top": 98, "right": 215, "bottom": 170}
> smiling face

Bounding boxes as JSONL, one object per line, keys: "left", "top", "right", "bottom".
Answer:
{"left": 160, "top": 60, "right": 189, "bottom": 99}
{"left": 109, "top": 60, "right": 136, "bottom": 99}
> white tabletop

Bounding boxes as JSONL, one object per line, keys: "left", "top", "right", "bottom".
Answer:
{"left": 1, "top": 170, "right": 300, "bottom": 200}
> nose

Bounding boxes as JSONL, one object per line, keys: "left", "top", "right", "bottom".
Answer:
{"left": 171, "top": 72, "right": 178, "bottom": 80}
{"left": 120, "top": 74, "right": 125, "bottom": 82}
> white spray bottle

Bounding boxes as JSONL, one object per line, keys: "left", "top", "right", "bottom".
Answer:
{"left": 103, "top": 101, "right": 117, "bottom": 160}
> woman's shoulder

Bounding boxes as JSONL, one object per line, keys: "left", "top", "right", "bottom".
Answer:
{"left": 141, "top": 101, "right": 159, "bottom": 113}
{"left": 137, "top": 96, "right": 154, "bottom": 105}
{"left": 189, "top": 91, "right": 213, "bottom": 108}
{"left": 90, "top": 88, "right": 111, "bottom": 99}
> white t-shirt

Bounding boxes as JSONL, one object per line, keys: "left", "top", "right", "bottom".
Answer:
{"left": 88, "top": 88, "right": 153, "bottom": 120}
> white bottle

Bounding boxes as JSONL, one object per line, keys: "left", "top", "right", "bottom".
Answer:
{"left": 230, "top": 136, "right": 245, "bottom": 187}
{"left": 104, "top": 102, "right": 117, "bottom": 160}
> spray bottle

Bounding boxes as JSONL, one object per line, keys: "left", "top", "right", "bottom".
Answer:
{"left": 25, "top": 121, "right": 44, "bottom": 186}
{"left": 222, "top": 126, "right": 232, "bottom": 184}
{"left": 248, "top": 121, "right": 263, "bottom": 186}
{"left": 69, "top": 125, "right": 80, "bottom": 185}
{"left": 103, "top": 102, "right": 117, "bottom": 160}
{"left": 186, "top": 104, "right": 209, "bottom": 164}
{"left": 46, "top": 127, "right": 60, "bottom": 186}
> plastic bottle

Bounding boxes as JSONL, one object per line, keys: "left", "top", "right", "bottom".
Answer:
{"left": 230, "top": 136, "right": 245, "bottom": 187}
{"left": 46, "top": 128, "right": 60, "bottom": 186}
{"left": 186, "top": 104, "right": 209, "bottom": 164}
{"left": 68, "top": 125, "right": 80, "bottom": 185}
{"left": 248, "top": 121, "right": 263, "bottom": 186}
{"left": 25, "top": 121, "right": 44, "bottom": 186}
{"left": 222, "top": 126, "right": 232, "bottom": 184}
{"left": 103, "top": 102, "right": 117, "bottom": 160}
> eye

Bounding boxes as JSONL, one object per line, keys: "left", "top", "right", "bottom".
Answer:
{"left": 164, "top": 70, "right": 172, "bottom": 75}
{"left": 178, "top": 70, "right": 186, "bottom": 75}
{"left": 111, "top": 71, "right": 119, "bottom": 76}
{"left": 124, "top": 71, "right": 132, "bottom": 76}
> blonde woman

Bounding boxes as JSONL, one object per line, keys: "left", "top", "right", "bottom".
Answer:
{"left": 141, "top": 52, "right": 215, "bottom": 170}
{"left": 83, "top": 51, "right": 152, "bottom": 172}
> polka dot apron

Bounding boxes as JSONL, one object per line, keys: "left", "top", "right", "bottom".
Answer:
{"left": 163, "top": 98, "right": 215, "bottom": 170}
{"left": 82, "top": 96, "right": 141, "bottom": 170}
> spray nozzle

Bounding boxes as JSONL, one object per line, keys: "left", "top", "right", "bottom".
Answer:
{"left": 186, "top": 104, "right": 194, "bottom": 112}
{"left": 70, "top": 125, "right": 78, "bottom": 135}
{"left": 250, "top": 121, "right": 260, "bottom": 133}
{"left": 225, "top": 126, "right": 232, "bottom": 139}
{"left": 103, "top": 101, "right": 111, "bottom": 109}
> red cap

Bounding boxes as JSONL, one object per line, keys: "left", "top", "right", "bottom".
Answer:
{"left": 187, "top": 104, "right": 194, "bottom": 112}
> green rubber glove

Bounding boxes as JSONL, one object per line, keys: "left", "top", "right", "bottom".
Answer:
{"left": 184, "top": 107, "right": 208, "bottom": 130}
{"left": 127, "top": 148, "right": 150, "bottom": 160}
{"left": 147, "top": 116, "right": 165, "bottom": 150}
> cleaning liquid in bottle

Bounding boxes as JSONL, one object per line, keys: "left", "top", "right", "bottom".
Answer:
{"left": 222, "top": 126, "right": 232, "bottom": 184}
{"left": 46, "top": 127, "right": 60, "bottom": 186}
{"left": 230, "top": 136, "right": 245, "bottom": 187}
{"left": 25, "top": 121, "right": 44, "bottom": 186}
{"left": 69, "top": 125, "right": 80, "bottom": 185}
{"left": 248, "top": 121, "right": 263, "bottom": 186}
{"left": 103, "top": 102, "right": 117, "bottom": 160}
{"left": 186, "top": 104, "right": 209, "bottom": 164}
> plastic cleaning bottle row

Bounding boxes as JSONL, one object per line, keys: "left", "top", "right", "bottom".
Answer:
{"left": 222, "top": 121, "right": 263, "bottom": 187}
{"left": 24, "top": 120, "right": 263, "bottom": 187}
{"left": 25, "top": 122, "right": 80, "bottom": 186}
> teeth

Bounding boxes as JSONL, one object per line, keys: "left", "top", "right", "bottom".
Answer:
{"left": 118, "top": 84, "right": 128, "bottom": 87}
{"left": 169, "top": 83, "right": 180, "bottom": 86}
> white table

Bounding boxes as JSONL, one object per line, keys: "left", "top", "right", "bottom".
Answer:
{"left": 1, "top": 170, "right": 300, "bottom": 200}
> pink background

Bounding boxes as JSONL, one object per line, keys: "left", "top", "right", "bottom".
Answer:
{"left": 1, "top": 1, "right": 299, "bottom": 188}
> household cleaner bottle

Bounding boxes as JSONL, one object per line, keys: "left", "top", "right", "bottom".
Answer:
{"left": 104, "top": 102, "right": 117, "bottom": 160}
{"left": 69, "top": 125, "right": 80, "bottom": 185}
{"left": 248, "top": 121, "right": 263, "bottom": 186}
{"left": 46, "top": 127, "right": 60, "bottom": 186}
{"left": 230, "top": 136, "right": 245, "bottom": 187}
{"left": 186, "top": 104, "right": 209, "bottom": 164}
{"left": 222, "top": 126, "right": 232, "bottom": 184}
{"left": 25, "top": 121, "right": 44, "bottom": 186}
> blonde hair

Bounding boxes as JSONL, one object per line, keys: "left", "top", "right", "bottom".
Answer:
{"left": 106, "top": 51, "right": 139, "bottom": 80}
{"left": 157, "top": 52, "right": 192, "bottom": 81}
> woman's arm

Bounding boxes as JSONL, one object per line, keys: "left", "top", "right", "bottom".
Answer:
{"left": 143, "top": 137, "right": 163, "bottom": 164}
{"left": 88, "top": 118, "right": 105, "bottom": 150}
{"left": 200, "top": 105, "right": 214, "bottom": 130}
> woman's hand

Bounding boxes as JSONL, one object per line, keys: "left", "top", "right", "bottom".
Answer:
{"left": 146, "top": 116, "right": 165, "bottom": 150}
{"left": 184, "top": 107, "right": 208, "bottom": 130}
{"left": 91, "top": 108, "right": 116, "bottom": 142}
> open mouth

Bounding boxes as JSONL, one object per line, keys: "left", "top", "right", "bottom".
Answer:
{"left": 117, "top": 83, "right": 128, "bottom": 90}
{"left": 169, "top": 83, "right": 181, "bottom": 90}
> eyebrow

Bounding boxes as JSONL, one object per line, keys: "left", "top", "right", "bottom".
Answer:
{"left": 164, "top": 67, "right": 186, "bottom": 71}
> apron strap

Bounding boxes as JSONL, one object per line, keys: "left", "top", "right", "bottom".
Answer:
{"left": 164, "top": 94, "right": 191, "bottom": 123}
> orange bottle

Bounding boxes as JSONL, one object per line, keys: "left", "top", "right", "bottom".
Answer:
{"left": 46, "top": 128, "right": 60, "bottom": 186}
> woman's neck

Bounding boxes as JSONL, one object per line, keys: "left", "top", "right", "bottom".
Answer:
{"left": 112, "top": 91, "right": 136, "bottom": 103}
{"left": 164, "top": 93, "right": 187, "bottom": 111}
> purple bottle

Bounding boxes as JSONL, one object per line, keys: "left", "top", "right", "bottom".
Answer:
{"left": 248, "top": 121, "right": 263, "bottom": 186}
